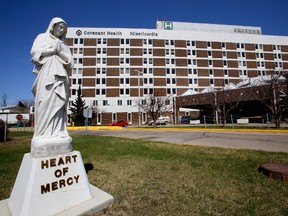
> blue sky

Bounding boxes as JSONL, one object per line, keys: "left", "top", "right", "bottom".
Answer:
{"left": 1, "top": 0, "right": 288, "bottom": 105}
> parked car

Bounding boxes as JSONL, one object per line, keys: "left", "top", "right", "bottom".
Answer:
{"left": 149, "top": 116, "right": 170, "bottom": 125}
{"left": 107, "top": 120, "right": 129, "bottom": 127}
{"left": 180, "top": 116, "right": 191, "bottom": 124}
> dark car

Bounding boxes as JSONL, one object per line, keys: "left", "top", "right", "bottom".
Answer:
{"left": 180, "top": 116, "right": 191, "bottom": 124}
{"left": 107, "top": 120, "right": 129, "bottom": 127}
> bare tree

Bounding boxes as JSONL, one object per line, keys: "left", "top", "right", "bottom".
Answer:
{"left": 203, "top": 87, "right": 243, "bottom": 126}
{"left": 217, "top": 90, "right": 243, "bottom": 127}
{"left": 135, "top": 93, "right": 173, "bottom": 125}
{"left": 253, "top": 71, "right": 288, "bottom": 128}
{"left": 1, "top": 94, "right": 7, "bottom": 107}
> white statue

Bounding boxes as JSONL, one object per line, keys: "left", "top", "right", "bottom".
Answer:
{"left": 30, "top": 17, "right": 73, "bottom": 158}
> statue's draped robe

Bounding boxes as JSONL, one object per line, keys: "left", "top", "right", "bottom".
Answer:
{"left": 31, "top": 18, "right": 73, "bottom": 139}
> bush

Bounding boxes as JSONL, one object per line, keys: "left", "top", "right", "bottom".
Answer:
{"left": 0, "top": 119, "right": 8, "bottom": 142}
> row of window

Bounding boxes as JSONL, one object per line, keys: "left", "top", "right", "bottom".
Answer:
{"left": 73, "top": 57, "right": 285, "bottom": 67}
{"left": 71, "top": 67, "right": 275, "bottom": 78}
{"left": 90, "top": 98, "right": 172, "bottom": 107}
{"left": 73, "top": 47, "right": 284, "bottom": 57}
{"left": 73, "top": 38, "right": 283, "bottom": 51}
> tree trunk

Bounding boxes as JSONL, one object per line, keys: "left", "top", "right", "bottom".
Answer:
{"left": 275, "top": 116, "right": 281, "bottom": 128}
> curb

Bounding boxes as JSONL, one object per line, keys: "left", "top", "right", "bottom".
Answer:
{"left": 126, "top": 127, "right": 288, "bottom": 133}
{"left": 68, "top": 126, "right": 124, "bottom": 131}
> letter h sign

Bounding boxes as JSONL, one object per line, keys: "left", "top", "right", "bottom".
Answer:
{"left": 164, "top": 22, "right": 173, "bottom": 30}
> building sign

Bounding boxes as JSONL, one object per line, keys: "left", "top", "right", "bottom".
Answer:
{"left": 74, "top": 29, "right": 158, "bottom": 37}
{"left": 164, "top": 21, "right": 173, "bottom": 30}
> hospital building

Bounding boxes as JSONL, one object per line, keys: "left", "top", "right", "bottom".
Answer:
{"left": 65, "top": 20, "right": 288, "bottom": 125}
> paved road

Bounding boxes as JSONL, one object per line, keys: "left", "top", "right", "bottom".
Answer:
{"left": 71, "top": 128, "right": 288, "bottom": 153}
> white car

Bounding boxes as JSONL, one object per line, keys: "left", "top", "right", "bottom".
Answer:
{"left": 149, "top": 116, "right": 170, "bottom": 125}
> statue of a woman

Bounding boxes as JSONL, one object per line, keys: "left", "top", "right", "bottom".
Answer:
{"left": 30, "top": 17, "right": 73, "bottom": 158}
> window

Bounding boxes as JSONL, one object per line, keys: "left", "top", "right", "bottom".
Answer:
{"left": 143, "top": 39, "right": 152, "bottom": 45}
{"left": 74, "top": 38, "right": 83, "bottom": 44}
{"left": 121, "top": 48, "right": 130, "bottom": 55}
{"left": 166, "top": 58, "right": 175, "bottom": 65}
{"left": 237, "top": 43, "right": 244, "bottom": 49}
{"left": 127, "top": 100, "right": 132, "bottom": 106}
{"left": 209, "top": 69, "right": 213, "bottom": 75}
{"left": 165, "top": 40, "right": 175, "bottom": 46}
{"left": 224, "top": 69, "right": 228, "bottom": 76}
{"left": 221, "top": 42, "right": 226, "bottom": 48}
{"left": 141, "top": 99, "right": 146, "bottom": 105}
{"left": 186, "top": 40, "right": 195, "bottom": 46}
{"left": 256, "top": 52, "right": 264, "bottom": 59}
{"left": 239, "top": 70, "right": 247, "bottom": 76}
{"left": 97, "top": 38, "right": 106, "bottom": 45}
{"left": 120, "top": 58, "right": 130, "bottom": 64}
{"left": 93, "top": 100, "right": 98, "bottom": 106}
{"left": 258, "top": 70, "right": 266, "bottom": 76}
{"left": 190, "top": 78, "right": 195, "bottom": 84}
{"left": 103, "top": 100, "right": 108, "bottom": 106}
{"left": 117, "top": 100, "right": 122, "bottom": 106}
{"left": 273, "top": 45, "right": 280, "bottom": 50}
{"left": 72, "top": 89, "right": 76, "bottom": 95}
{"left": 121, "top": 39, "right": 129, "bottom": 45}
{"left": 237, "top": 52, "right": 246, "bottom": 58}
{"left": 96, "top": 78, "right": 100, "bottom": 85}
{"left": 255, "top": 44, "right": 263, "bottom": 50}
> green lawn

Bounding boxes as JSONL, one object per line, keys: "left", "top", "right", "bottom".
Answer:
{"left": 1, "top": 132, "right": 288, "bottom": 215}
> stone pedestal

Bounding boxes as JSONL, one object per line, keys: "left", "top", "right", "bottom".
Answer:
{"left": 3, "top": 151, "right": 113, "bottom": 216}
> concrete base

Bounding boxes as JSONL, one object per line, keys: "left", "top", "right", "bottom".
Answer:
{"left": 0, "top": 184, "right": 114, "bottom": 216}
{"left": 3, "top": 151, "right": 114, "bottom": 216}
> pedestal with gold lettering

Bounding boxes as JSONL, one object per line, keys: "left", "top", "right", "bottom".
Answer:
{"left": 5, "top": 151, "right": 113, "bottom": 216}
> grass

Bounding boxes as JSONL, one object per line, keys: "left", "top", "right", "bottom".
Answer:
{"left": 1, "top": 132, "right": 288, "bottom": 215}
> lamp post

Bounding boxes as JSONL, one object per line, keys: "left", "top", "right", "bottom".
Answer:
{"left": 134, "top": 70, "right": 143, "bottom": 127}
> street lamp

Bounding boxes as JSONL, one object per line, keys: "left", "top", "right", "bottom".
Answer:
{"left": 134, "top": 70, "right": 143, "bottom": 127}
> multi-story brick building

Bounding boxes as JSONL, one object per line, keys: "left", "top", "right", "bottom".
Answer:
{"left": 66, "top": 20, "right": 288, "bottom": 125}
